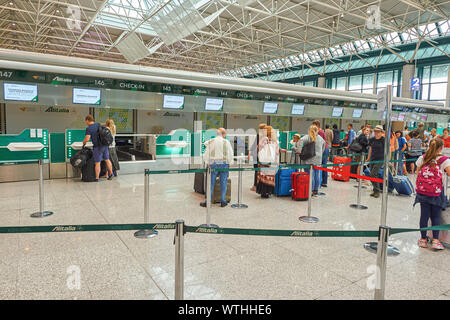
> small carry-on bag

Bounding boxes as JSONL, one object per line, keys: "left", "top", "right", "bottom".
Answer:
{"left": 331, "top": 156, "right": 352, "bottom": 182}
{"left": 274, "top": 168, "right": 295, "bottom": 196}
{"left": 70, "top": 147, "right": 90, "bottom": 168}
{"left": 81, "top": 156, "right": 96, "bottom": 182}
{"left": 194, "top": 172, "right": 206, "bottom": 194}
{"left": 392, "top": 175, "right": 414, "bottom": 196}
{"left": 291, "top": 172, "right": 309, "bottom": 201}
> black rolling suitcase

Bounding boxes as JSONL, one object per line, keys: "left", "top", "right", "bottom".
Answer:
{"left": 194, "top": 172, "right": 206, "bottom": 194}
{"left": 81, "top": 154, "right": 97, "bottom": 182}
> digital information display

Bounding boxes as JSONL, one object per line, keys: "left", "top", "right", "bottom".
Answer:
{"left": 332, "top": 107, "right": 343, "bottom": 117}
{"left": 72, "top": 88, "right": 101, "bottom": 105}
{"left": 291, "top": 104, "right": 305, "bottom": 115}
{"left": 421, "top": 115, "right": 428, "bottom": 121}
{"left": 3, "top": 83, "right": 38, "bottom": 102}
{"left": 263, "top": 102, "right": 278, "bottom": 114}
{"left": 205, "top": 98, "right": 223, "bottom": 111}
{"left": 163, "top": 95, "right": 184, "bottom": 109}
{"left": 352, "top": 109, "right": 363, "bottom": 118}
{"left": 398, "top": 113, "right": 406, "bottom": 121}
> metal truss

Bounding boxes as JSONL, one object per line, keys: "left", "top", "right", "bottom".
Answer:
{"left": 0, "top": 0, "right": 449, "bottom": 75}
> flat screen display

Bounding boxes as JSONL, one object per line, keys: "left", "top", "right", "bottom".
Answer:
{"left": 263, "top": 102, "right": 278, "bottom": 114}
{"left": 3, "top": 83, "right": 38, "bottom": 102}
{"left": 398, "top": 113, "right": 406, "bottom": 121}
{"left": 421, "top": 115, "right": 428, "bottom": 121}
{"left": 352, "top": 109, "right": 363, "bottom": 118}
{"left": 291, "top": 104, "right": 305, "bottom": 115}
{"left": 163, "top": 95, "right": 184, "bottom": 109}
{"left": 332, "top": 107, "right": 343, "bottom": 117}
{"left": 72, "top": 88, "right": 101, "bottom": 105}
{"left": 205, "top": 98, "right": 223, "bottom": 111}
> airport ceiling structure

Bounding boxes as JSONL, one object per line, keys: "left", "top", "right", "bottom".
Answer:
{"left": 0, "top": 0, "right": 449, "bottom": 77}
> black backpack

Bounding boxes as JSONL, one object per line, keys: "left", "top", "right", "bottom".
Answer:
{"left": 299, "top": 138, "right": 316, "bottom": 161}
{"left": 98, "top": 125, "right": 114, "bottom": 146}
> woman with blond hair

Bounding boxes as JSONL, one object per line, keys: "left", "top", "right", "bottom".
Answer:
{"left": 105, "top": 119, "right": 120, "bottom": 176}
{"left": 256, "top": 125, "right": 280, "bottom": 198}
{"left": 250, "top": 123, "right": 267, "bottom": 191}
{"left": 298, "top": 125, "right": 325, "bottom": 196}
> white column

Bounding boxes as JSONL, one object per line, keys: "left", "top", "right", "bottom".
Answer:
{"left": 318, "top": 77, "right": 326, "bottom": 88}
{"left": 401, "top": 64, "right": 415, "bottom": 99}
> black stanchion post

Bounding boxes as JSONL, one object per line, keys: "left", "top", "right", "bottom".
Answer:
{"left": 350, "top": 154, "right": 368, "bottom": 210}
{"left": 30, "top": 159, "right": 54, "bottom": 218}
{"left": 374, "top": 225, "right": 389, "bottom": 300}
{"left": 299, "top": 164, "right": 319, "bottom": 223}
{"left": 174, "top": 219, "right": 185, "bottom": 300}
{"left": 232, "top": 158, "right": 248, "bottom": 209}
{"left": 134, "top": 171, "right": 158, "bottom": 238}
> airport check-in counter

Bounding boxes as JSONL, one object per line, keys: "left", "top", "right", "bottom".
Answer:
{"left": 0, "top": 129, "right": 50, "bottom": 182}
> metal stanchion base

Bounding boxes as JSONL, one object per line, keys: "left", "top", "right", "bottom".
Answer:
{"left": 199, "top": 224, "right": 219, "bottom": 228}
{"left": 231, "top": 204, "right": 248, "bottom": 209}
{"left": 363, "top": 242, "right": 400, "bottom": 256}
{"left": 134, "top": 229, "right": 158, "bottom": 239}
{"left": 354, "top": 185, "right": 367, "bottom": 189}
{"left": 30, "top": 211, "right": 54, "bottom": 218}
{"left": 298, "top": 216, "right": 319, "bottom": 223}
{"left": 349, "top": 204, "right": 368, "bottom": 210}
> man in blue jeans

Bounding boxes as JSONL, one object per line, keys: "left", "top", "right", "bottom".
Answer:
{"left": 82, "top": 114, "right": 114, "bottom": 182}
{"left": 200, "top": 128, "right": 234, "bottom": 207}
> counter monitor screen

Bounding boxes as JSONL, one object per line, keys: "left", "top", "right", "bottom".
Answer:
{"left": 352, "top": 109, "right": 363, "bottom": 118}
{"left": 332, "top": 107, "right": 343, "bottom": 117}
{"left": 291, "top": 104, "right": 305, "bottom": 115}
{"left": 263, "top": 102, "right": 278, "bottom": 114}
{"left": 73, "top": 88, "right": 101, "bottom": 105}
{"left": 3, "top": 83, "right": 38, "bottom": 102}
{"left": 205, "top": 98, "right": 223, "bottom": 111}
{"left": 421, "top": 115, "right": 428, "bottom": 121}
{"left": 163, "top": 95, "right": 184, "bottom": 109}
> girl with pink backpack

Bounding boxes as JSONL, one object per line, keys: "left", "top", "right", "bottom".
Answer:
{"left": 414, "top": 138, "right": 449, "bottom": 250}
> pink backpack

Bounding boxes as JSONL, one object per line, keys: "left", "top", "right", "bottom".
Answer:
{"left": 416, "top": 156, "right": 448, "bottom": 196}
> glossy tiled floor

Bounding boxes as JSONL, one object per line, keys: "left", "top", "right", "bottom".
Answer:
{"left": 0, "top": 169, "right": 449, "bottom": 300}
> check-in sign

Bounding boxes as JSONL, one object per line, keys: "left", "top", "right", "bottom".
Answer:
{"left": 410, "top": 77, "right": 420, "bottom": 91}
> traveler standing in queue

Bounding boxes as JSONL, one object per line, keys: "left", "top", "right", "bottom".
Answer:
{"left": 325, "top": 124, "right": 334, "bottom": 150}
{"left": 105, "top": 119, "right": 120, "bottom": 177}
{"left": 313, "top": 120, "right": 329, "bottom": 187}
{"left": 414, "top": 138, "right": 448, "bottom": 250}
{"left": 200, "top": 128, "right": 234, "bottom": 207}
{"left": 298, "top": 125, "right": 325, "bottom": 196}
{"left": 289, "top": 133, "right": 302, "bottom": 164}
{"left": 367, "top": 125, "right": 385, "bottom": 198}
{"left": 407, "top": 131, "right": 424, "bottom": 173}
{"left": 249, "top": 123, "right": 267, "bottom": 191}
{"left": 82, "top": 115, "right": 114, "bottom": 182}
{"left": 331, "top": 124, "right": 341, "bottom": 155}
{"left": 396, "top": 130, "right": 407, "bottom": 176}
{"left": 346, "top": 124, "right": 356, "bottom": 148}
{"left": 256, "top": 126, "right": 281, "bottom": 198}
{"left": 439, "top": 128, "right": 450, "bottom": 148}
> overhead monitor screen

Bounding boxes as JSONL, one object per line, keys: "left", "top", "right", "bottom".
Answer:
{"left": 205, "top": 98, "right": 223, "bottom": 111}
{"left": 398, "top": 113, "right": 406, "bottom": 121}
{"left": 263, "top": 102, "right": 278, "bottom": 114}
{"left": 163, "top": 95, "right": 184, "bottom": 109}
{"left": 3, "top": 83, "right": 38, "bottom": 102}
{"left": 291, "top": 104, "right": 305, "bottom": 115}
{"left": 332, "top": 107, "right": 343, "bottom": 117}
{"left": 352, "top": 109, "right": 363, "bottom": 118}
{"left": 72, "top": 88, "right": 101, "bottom": 105}
{"left": 421, "top": 115, "right": 428, "bottom": 121}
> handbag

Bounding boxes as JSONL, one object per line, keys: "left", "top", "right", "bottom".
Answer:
{"left": 258, "top": 142, "right": 278, "bottom": 164}
{"left": 349, "top": 141, "right": 363, "bottom": 153}
{"left": 299, "top": 138, "right": 316, "bottom": 161}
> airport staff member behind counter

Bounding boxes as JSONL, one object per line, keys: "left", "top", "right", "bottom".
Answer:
{"left": 200, "top": 128, "right": 234, "bottom": 208}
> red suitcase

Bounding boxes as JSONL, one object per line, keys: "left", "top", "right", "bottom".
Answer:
{"left": 332, "top": 156, "right": 352, "bottom": 182}
{"left": 291, "top": 172, "right": 309, "bottom": 201}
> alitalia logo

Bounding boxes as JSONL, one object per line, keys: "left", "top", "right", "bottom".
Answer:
{"left": 196, "top": 227, "right": 218, "bottom": 233}
{"left": 52, "top": 226, "right": 77, "bottom": 232}
{"left": 45, "top": 107, "right": 70, "bottom": 113}
{"left": 153, "top": 224, "right": 175, "bottom": 229}
{"left": 290, "top": 231, "right": 314, "bottom": 237}
{"left": 52, "top": 76, "right": 72, "bottom": 83}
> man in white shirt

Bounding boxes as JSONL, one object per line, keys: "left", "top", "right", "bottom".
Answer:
{"left": 200, "top": 128, "right": 234, "bottom": 207}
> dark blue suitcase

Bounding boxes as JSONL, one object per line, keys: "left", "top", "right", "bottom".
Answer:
{"left": 392, "top": 175, "right": 414, "bottom": 196}
{"left": 364, "top": 167, "right": 394, "bottom": 192}
{"left": 274, "top": 168, "right": 295, "bottom": 196}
